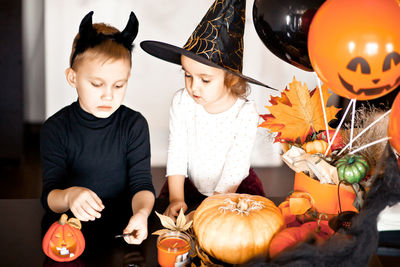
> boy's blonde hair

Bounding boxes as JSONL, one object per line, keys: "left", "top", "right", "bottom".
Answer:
{"left": 224, "top": 72, "right": 249, "bottom": 99}
{"left": 70, "top": 23, "right": 132, "bottom": 70}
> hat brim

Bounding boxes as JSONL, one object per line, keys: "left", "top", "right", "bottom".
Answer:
{"left": 140, "top": 40, "right": 276, "bottom": 90}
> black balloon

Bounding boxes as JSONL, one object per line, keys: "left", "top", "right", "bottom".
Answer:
{"left": 253, "top": 0, "right": 325, "bottom": 71}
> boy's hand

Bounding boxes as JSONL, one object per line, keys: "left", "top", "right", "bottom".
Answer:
{"left": 164, "top": 201, "right": 187, "bottom": 221}
{"left": 123, "top": 211, "right": 148, "bottom": 244}
{"left": 66, "top": 187, "right": 104, "bottom": 221}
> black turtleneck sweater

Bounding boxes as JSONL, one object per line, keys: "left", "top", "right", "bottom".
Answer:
{"left": 40, "top": 101, "right": 155, "bottom": 211}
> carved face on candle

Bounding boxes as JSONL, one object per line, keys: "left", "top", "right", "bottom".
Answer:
{"left": 308, "top": 0, "right": 400, "bottom": 100}
{"left": 49, "top": 228, "right": 78, "bottom": 258}
{"left": 42, "top": 214, "right": 85, "bottom": 262}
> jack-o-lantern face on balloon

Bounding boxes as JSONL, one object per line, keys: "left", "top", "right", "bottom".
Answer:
{"left": 308, "top": 0, "right": 400, "bottom": 100}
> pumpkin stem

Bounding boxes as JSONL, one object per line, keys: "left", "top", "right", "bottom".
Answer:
{"left": 315, "top": 213, "right": 328, "bottom": 233}
{"left": 218, "top": 198, "right": 265, "bottom": 216}
{"left": 59, "top": 214, "right": 68, "bottom": 225}
{"left": 348, "top": 156, "right": 355, "bottom": 164}
{"left": 237, "top": 198, "right": 249, "bottom": 211}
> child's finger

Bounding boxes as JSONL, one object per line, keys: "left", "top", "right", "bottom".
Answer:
{"left": 168, "top": 208, "right": 179, "bottom": 218}
{"left": 124, "top": 227, "right": 146, "bottom": 244}
{"left": 72, "top": 206, "right": 91, "bottom": 221}
{"left": 89, "top": 191, "right": 104, "bottom": 210}
{"left": 86, "top": 198, "right": 103, "bottom": 215}
{"left": 78, "top": 204, "right": 97, "bottom": 221}
{"left": 82, "top": 201, "right": 101, "bottom": 219}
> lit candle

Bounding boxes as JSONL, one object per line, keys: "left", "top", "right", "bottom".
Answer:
{"left": 157, "top": 231, "right": 191, "bottom": 267}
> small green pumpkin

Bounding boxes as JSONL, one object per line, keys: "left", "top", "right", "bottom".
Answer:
{"left": 335, "top": 154, "right": 369, "bottom": 184}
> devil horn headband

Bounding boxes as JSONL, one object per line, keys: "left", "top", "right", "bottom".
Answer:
{"left": 70, "top": 11, "right": 139, "bottom": 67}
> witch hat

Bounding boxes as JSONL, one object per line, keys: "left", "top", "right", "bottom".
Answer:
{"left": 140, "top": 0, "right": 276, "bottom": 90}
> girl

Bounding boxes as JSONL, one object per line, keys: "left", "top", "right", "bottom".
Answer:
{"left": 140, "top": 0, "right": 276, "bottom": 220}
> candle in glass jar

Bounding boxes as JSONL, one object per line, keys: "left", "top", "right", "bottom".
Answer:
{"left": 157, "top": 231, "right": 191, "bottom": 267}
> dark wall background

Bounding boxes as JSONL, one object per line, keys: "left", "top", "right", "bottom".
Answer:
{"left": 0, "top": 0, "right": 23, "bottom": 159}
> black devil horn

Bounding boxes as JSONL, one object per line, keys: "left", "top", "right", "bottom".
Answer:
{"left": 120, "top": 11, "right": 139, "bottom": 48}
{"left": 79, "top": 11, "right": 97, "bottom": 39}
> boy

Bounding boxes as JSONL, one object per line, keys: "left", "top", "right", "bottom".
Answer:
{"left": 40, "top": 11, "right": 155, "bottom": 245}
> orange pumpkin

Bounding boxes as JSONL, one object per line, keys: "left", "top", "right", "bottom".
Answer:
{"left": 42, "top": 214, "right": 85, "bottom": 262}
{"left": 269, "top": 220, "right": 333, "bottom": 259}
{"left": 278, "top": 191, "right": 315, "bottom": 226}
{"left": 308, "top": 0, "right": 400, "bottom": 100}
{"left": 302, "top": 139, "right": 330, "bottom": 155}
{"left": 316, "top": 130, "right": 345, "bottom": 151}
{"left": 193, "top": 193, "right": 284, "bottom": 264}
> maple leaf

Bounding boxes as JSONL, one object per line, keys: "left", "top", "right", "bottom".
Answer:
{"left": 259, "top": 77, "right": 340, "bottom": 144}
{"left": 152, "top": 208, "right": 193, "bottom": 235}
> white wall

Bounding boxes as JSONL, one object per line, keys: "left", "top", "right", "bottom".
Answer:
{"left": 43, "top": 0, "right": 319, "bottom": 166}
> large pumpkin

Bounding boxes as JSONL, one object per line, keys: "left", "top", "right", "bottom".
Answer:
{"left": 42, "top": 214, "right": 85, "bottom": 262}
{"left": 193, "top": 193, "right": 284, "bottom": 264}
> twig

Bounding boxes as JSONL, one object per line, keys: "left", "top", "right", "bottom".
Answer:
{"left": 338, "top": 109, "right": 391, "bottom": 156}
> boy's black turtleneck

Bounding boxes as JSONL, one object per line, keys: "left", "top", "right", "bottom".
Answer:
{"left": 40, "top": 101, "right": 155, "bottom": 211}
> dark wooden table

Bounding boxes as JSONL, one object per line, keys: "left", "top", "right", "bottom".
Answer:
{"left": 0, "top": 198, "right": 168, "bottom": 267}
{"left": 0, "top": 197, "right": 288, "bottom": 267}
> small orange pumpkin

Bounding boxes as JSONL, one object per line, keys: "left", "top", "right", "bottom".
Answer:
{"left": 302, "top": 139, "right": 330, "bottom": 155}
{"left": 278, "top": 191, "right": 315, "bottom": 226}
{"left": 42, "top": 214, "right": 85, "bottom": 262}
{"left": 193, "top": 193, "right": 284, "bottom": 264}
{"left": 269, "top": 220, "right": 333, "bottom": 259}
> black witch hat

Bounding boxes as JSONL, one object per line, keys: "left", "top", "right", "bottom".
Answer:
{"left": 70, "top": 11, "right": 139, "bottom": 67}
{"left": 140, "top": 0, "right": 276, "bottom": 90}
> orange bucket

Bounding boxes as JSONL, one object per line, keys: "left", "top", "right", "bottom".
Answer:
{"left": 294, "top": 172, "right": 357, "bottom": 215}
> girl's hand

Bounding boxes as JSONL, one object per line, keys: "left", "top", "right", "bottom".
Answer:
{"left": 123, "top": 211, "right": 149, "bottom": 244}
{"left": 185, "top": 210, "right": 195, "bottom": 222}
{"left": 164, "top": 201, "right": 188, "bottom": 221}
{"left": 66, "top": 187, "right": 104, "bottom": 221}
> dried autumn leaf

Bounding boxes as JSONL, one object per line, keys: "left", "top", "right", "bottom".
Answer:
{"left": 182, "top": 220, "right": 193, "bottom": 231}
{"left": 152, "top": 229, "right": 172, "bottom": 236}
{"left": 154, "top": 211, "right": 177, "bottom": 230}
{"left": 259, "top": 77, "right": 340, "bottom": 144}
{"left": 269, "top": 89, "right": 291, "bottom": 106}
{"left": 176, "top": 208, "right": 193, "bottom": 231}
{"left": 152, "top": 208, "right": 193, "bottom": 235}
{"left": 67, "top": 218, "right": 82, "bottom": 230}
{"left": 176, "top": 208, "right": 186, "bottom": 229}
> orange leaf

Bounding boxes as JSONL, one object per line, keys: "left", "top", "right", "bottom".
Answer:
{"left": 258, "top": 115, "right": 285, "bottom": 132}
{"left": 269, "top": 89, "right": 291, "bottom": 106}
{"left": 259, "top": 77, "right": 340, "bottom": 143}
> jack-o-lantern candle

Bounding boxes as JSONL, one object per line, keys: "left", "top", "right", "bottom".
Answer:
{"left": 42, "top": 214, "right": 85, "bottom": 262}
{"left": 308, "top": 0, "right": 400, "bottom": 100}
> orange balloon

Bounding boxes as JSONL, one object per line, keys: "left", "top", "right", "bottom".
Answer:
{"left": 388, "top": 92, "right": 400, "bottom": 154}
{"left": 308, "top": 0, "right": 400, "bottom": 100}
